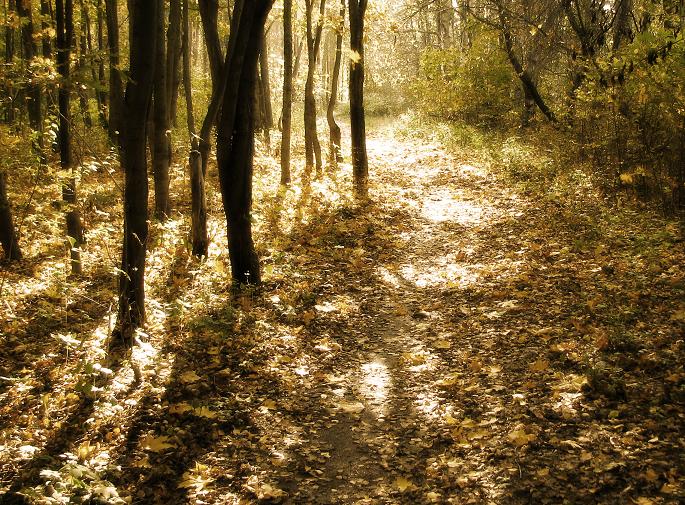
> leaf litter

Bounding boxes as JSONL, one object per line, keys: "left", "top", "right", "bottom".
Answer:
{"left": 0, "top": 118, "right": 684, "bottom": 503}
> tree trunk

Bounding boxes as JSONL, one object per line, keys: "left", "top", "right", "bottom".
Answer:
{"left": 95, "top": 0, "right": 107, "bottom": 127}
{"left": 40, "top": 0, "right": 52, "bottom": 57}
{"left": 116, "top": 0, "right": 157, "bottom": 341}
{"left": 216, "top": 0, "right": 274, "bottom": 286}
{"left": 183, "top": 0, "right": 208, "bottom": 257}
{"left": 16, "top": 0, "right": 44, "bottom": 160}
{"left": 613, "top": 0, "right": 633, "bottom": 50}
{"left": 0, "top": 171, "right": 22, "bottom": 261}
{"left": 259, "top": 27, "right": 273, "bottom": 130}
{"left": 5, "top": 0, "right": 16, "bottom": 123}
{"left": 166, "top": 0, "right": 182, "bottom": 127}
{"left": 152, "top": 0, "right": 171, "bottom": 220}
{"left": 497, "top": 4, "right": 556, "bottom": 124}
{"left": 104, "top": 0, "right": 123, "bottom": 143}
{"left": 327, "top": 0, "right": 344, "bottom": 165}
{"left": 349, "top": 0, "right": 368, "bottom": 198}
{"left": 280, "top": 0, "right": 293, "bottom": 184}
{"left": 77, "top": 0, "right": 93, "bottom": 127}
{"left": 304, "top": 0, "right": 325, "bottom": 178}
{"left": 56, "top": 0, "right": 84, "bottom": 276}
{"left": 197, "top": 0, "right": 223, "bottom": 177}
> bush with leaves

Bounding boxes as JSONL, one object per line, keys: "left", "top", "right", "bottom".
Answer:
{"left": 412, "top": 32, "right": 516, "bottom": 125}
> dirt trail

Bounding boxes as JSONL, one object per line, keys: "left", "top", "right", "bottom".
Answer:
{"left": 270, "top": 122, "right": 685, "bottom": 504}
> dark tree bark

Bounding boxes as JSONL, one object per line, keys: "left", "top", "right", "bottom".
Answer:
{"left": 93, "top": 0, "right": 108, "bottom": 126}
{"left": 182, "top": 0, "right": 208, "bottom": 257}
{"left": 216, "top": 0, "right": 274, "bottom": 285}
{"left": 349, "top": 0, "right": 368, "bottom": 198}
{"left": 40, "top": 0, "right": 52, "bottom": 57}
{"left": 304, "top": 0, "right": 325, "bottom": 177}
{"left": 166, "top": 0, "right": 182, "bottom": 126}
{"left": 613, "top": 0, "right": 633, "bottom": 50}
{"left": 77, "top": 0, "right": 93, "bottom": 127}
{"left": 280, "top": 0, "right": 293, "bottom": 184}
{"left": 327, "top": 0, "right": 344, "bottom": 165}
{"left": 104, "top": 0, "right": 123, "bottom": 142}
{"left": 56, "top": 0, "right": 84, "bottom": 276}
{"left": 259, "top": 27, "right": 273, "bottom": 130}
{"left": 16, "top": 0, "right": 44, "bottom": 159}
{"left": 496, "top": 3, "right": 556, "bottom": 124}
{"left": 0, "top": 171, "right": 22, "bottom": 261}
{"left": 152, "top": 0, "right": 171, "bottom": 220}
{"left": 197, "top": 0, "right": 224, "bottom": 177}
{"left": 256, "top": 27, "right": 273, "bottom": 146}
{"left": 5, "top": 0, "right": 16, "bottom": 123}
{"left": 116, "top": 0, "right": 157, "bottom": 341}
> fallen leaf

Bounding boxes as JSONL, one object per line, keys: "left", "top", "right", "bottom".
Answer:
{"left": 140, "top": 434, "right": 176, "bottom": 452}
{"left": 338, "top": 401, "right": 365, "bottom": 414}
{"left": 432, "top": 339, "right": 451, "bottom": 349}
{"left": 530, "top": 359, "right": 549, "bottom": 372}
{"left": 168, "top": 402, "right": 193, "bottom": 415}
{"left": 180, "top": 371, "right": 201, "bottom": 384}
{"left": 394, "top": 476, "right": 414, "bottom": 492}
{"left": 508, "top": 429, "right": 536, "bottom": 447}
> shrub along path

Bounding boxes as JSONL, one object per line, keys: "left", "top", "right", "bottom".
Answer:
{"left": 1, "top": 117, "right": 684, "bottom": 504}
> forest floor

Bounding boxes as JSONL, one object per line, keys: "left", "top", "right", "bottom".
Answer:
{"left": 1, "top": 115, "right": 685, "bottom": 504}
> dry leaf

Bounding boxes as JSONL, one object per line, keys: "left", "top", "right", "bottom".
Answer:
{"left": 394, "top": 476, "right": 414, "bottom": 492}
{"left": 530, "top": 359, "right": 549, "bottom": 372}
{"left": 180, "top": 371, "right": 201, "bottom": 384}
{"left": 140, "top": 434, "right": 176, "bottom": 452}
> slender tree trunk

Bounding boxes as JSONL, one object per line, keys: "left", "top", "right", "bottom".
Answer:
{"left": 349, "top": 0, "right": 368, "bottom": 198}
{"left": 56, "top": 0, "right": 84, "bottom": 276}
{"left": 104, "top": 0, "right": 123, "bottom": 142}
{"left": 5, "top": 0, "right": 16, "bottom": 123}
{"left": 0, "top": 171, "right": 22, "bottom": 261}
{"left": 166, "top": 0, "right": 182, "bottom": 127}
{"left": 183, "top": 0, "right": 208, "bottom": 257}
{"left": 95, "top": 0, "right": 107, "bottom": 124}
{"left": 216, "top": 0, "right": 274, "bottom": 285}
{"left": 304, "top": 0, "right": 325, "bottom": 177}
{"left": 152, "top": 0, "right": 171, "bottom": 220}
{"left": 16, "top": 0, "right": 45, "bottom": 160}
{"left": 280, "top": 0, "right": 293, "bottom": 184}
{"left": 497, "top": 5, "right": 556, "bottom": 123}
{"left": 77, "top": 0, "right": 93, "bottom": 127}
{"left": 613, "top": 0, "right": 632, "bottom": 50}
{"left": 40, "top": 0, "right": 51, "bottom": 57}
{"left": 259, "top": 27, "right": 273, "bottom": 130}
{"left": 327, "top": 0, "right": 344, "bottom": 165}
{"left": 197, "top": 0, "right": 223, "bottom": 177}
{"left": 116, "top": 0, "right": 157, "bottom": 341}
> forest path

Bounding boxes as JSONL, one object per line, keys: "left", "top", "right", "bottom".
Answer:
{"left": 2, "top": 118, "right": 683, "bottom": 505}
{"left": 258, "top": 119, "right": 684, "bottom": 504}
{"left": 275, "top": 122, "right": 536, "bottom": 503}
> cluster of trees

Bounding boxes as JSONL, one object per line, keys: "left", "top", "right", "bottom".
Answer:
{"left": 0, "top": 0, "right": 370, "bottom": 341}
{"left": 407, "top": 0, "right": 684, "bottom": 210}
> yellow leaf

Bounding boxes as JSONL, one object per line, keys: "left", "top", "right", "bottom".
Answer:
{"left": 508, "top": 429, "right": 536, "bottom": 447}
{"left": 262, "top": 399, "right": 277, "bottom": 410}
{"left": 140, "top": 434, "right": 176, "bottom": 452}
{"left": 168, "top": 402, "right": 193, "bottom": 415}
{"left": 394, "top": 476, "right": 414, "bottom": 492}
{"left": 194, "top": 406, "right": 218, "bottom": 419}
{"left": 180, "top": 371, "right": 201, "bottom": 384}
{"left": 432, "top": 339, "right": 451, "bottom": 349}
{"left": 338, "top": 401, "right": 365, "bottom": 414}
{"left": 349, "top": 49, "right": 362, "bottom": 64}
{"left": 530, "top": 359, "right": 549, "bottom": 372}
